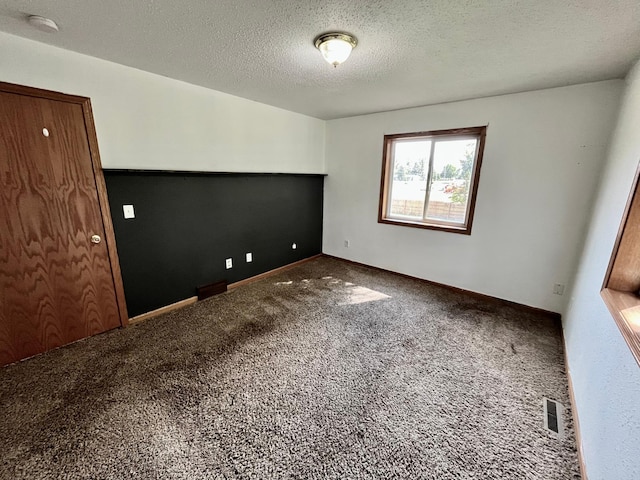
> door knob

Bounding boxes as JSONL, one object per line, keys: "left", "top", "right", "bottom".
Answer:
{"left": 91, "top": 235, "right": 101, "bottom": 244}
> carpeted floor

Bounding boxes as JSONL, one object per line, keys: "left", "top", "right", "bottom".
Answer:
{"left": 0, "top": 256, "right": 580, "bottom": 479}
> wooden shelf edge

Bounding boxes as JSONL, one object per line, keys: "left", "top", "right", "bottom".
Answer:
{"left": 600, "top": 288, "right": 640, "bottom": 367}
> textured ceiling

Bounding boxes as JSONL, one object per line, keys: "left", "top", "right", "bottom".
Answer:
{"left": 0, "top": 0, "right": 639, "bottom": 119}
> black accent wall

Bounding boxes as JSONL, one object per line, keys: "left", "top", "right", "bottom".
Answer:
{"left": 104, "top": 171, "right": 324, "bottom": 317}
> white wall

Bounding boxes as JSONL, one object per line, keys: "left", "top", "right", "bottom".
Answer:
{"left": 0, "top": 32, "right": 325, "bottom": 173}
{"left": 323, "top": 81, "right": 622, "bottom": 312}
{"left": 563, "top": 63, "right": 640, "bottom": 480}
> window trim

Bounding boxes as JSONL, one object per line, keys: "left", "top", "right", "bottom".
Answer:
{"left": 378, "top": 126, "right": 487, "bottom": 235}
{"left": 601, "top": 160, "right": 640, "bottom": 367}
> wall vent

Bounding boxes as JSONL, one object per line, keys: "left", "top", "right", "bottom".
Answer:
{"left": 543, "top": 397, "right": 564, "bottom": 438}
{"left": 197, "top": 280, "right": 227, "bottom": 301}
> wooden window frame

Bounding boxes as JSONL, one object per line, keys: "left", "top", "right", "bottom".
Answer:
{"left": 378, "top": 126, "right": 487, "bottom": 235}
{"left": 601, "top": 161, "right": 640, "bottom": 367}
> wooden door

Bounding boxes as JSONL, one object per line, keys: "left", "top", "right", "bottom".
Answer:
{"left": 0, "top": 83, "right": 128, "bottom": 366}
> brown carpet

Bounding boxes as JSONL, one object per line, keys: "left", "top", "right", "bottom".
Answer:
{"left": 0, "top": 256, "right": 579, "bottom": 479}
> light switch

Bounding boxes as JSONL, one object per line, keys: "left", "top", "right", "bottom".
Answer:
{"left": 246, "top": 252, "right": 253, "bottom": 262}
{"left": 123, "top": 204, "right": 135, "bottom": 219}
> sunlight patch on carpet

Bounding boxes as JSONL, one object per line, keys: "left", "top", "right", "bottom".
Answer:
{"left": 273, "top": 276, "right": 391, "bottom": 306}
{"left": 340, "top": 285, "right": 391, "bottom": 305}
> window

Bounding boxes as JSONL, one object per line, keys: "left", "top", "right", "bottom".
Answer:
{"left": 378, "top": 126, "right": 487, "bottom": 234}
{"left": 601, "top": 162, "right": 640, "bottom": 366}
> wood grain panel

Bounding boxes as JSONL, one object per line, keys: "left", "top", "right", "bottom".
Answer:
{"left": 0, "top": 89, "right": 121, "bottom": 365}
{"left": 82, "top": 100, "right": 129, "bottom": 327}
{"left": 601, "top": 288, "right": 640, "bottom": 367}
{"left": 607, "top": 173, "right": 640, "bottom": 291}
{"left": 600, "top": 161, "right": 640, "bottom": 366}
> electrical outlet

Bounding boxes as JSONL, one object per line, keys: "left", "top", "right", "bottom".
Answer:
{"left": 292, "top": 243, "right": 297, "bottom": 250}
{"left": 123, "top": 204, "right": 135, "bottom": 219}
{"left": 246, "top": 252, "right": 252, "bottom": 262}
{"left": 344, "top": 240, "right": 350, "bottom": 247}
{"left": 553, "top": 283, "right": 565, "bottom": 295}
{"left": 225, "top": 258, "right": 233, "bottom": 269}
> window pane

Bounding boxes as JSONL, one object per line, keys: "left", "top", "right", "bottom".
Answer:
{"left": 389, "top": 140, "right": 431, "bottom": 218}
{"left": 379, "top": 126, "right": 486, "bottom": 234}
{"left": 426, "top": 139, "right": 478, "bottom": 224}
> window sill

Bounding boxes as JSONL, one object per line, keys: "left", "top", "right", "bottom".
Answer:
{"left": 601, "top": 288, "right": 640, "bottom": 366}
{"left": 378, "top": 217, "right": 471, "bottom": 235}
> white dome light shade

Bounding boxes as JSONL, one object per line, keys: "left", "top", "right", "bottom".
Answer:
{"left": 314, "top": 33, "right": 357, "bottom": 67}
{"left": 27, "top": 15, "right": 59, "bottom": 33}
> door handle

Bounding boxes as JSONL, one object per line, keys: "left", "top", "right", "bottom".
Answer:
{"left": 90, "top": 235, "right": 101, "bottom": 244}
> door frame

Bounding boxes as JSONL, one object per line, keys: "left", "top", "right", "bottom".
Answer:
{"left": 0, "top": 81, "right": 129, "bottom": 327}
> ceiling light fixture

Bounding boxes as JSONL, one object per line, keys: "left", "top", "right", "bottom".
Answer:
{"left": 27, "top": 15, "right": 59, "bottom": 33}
{"left": 314, "top": 32, "right": 357, "bottom": 67}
